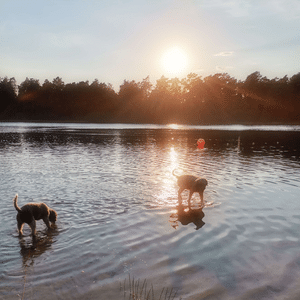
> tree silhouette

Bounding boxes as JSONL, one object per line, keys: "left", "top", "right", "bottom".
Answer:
{"left": 0, "top": 71, "right": 299, "bottom": 124}
{"left": 0, "top": 77, "right": 17, "bottom": 114}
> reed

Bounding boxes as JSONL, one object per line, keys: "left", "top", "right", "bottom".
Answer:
{"left": 120, "top": 275, "right": 181, "bottom": 300}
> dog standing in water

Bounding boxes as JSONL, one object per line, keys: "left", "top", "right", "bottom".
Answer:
{"left": 13, "top": 194, "right": 57, "bottom": 238}
{"left": 173, "top": 170, "right": 208, "bottom": 208}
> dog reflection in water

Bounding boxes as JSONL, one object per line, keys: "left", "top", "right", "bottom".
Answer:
{"left": 19, "top": 226, "right": 58, "bottom": 268}
{"left": 170, "top": 205, "right": 205, "bottom": 230}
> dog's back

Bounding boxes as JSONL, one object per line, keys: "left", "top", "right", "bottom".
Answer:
{"left": 177, "top": 175, "right": 199, "bottom": 189}
{"left": 21, "top": 203, "right": 49, "bottom": 220}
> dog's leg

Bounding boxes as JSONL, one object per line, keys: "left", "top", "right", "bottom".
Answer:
{"left": 187, "top": 191, "right": 194, "bottom": 209}
{"left": 43, "top": 216, "right": 52, "bottom": 230}
{"left": 199, "top": 191, "right": 204, "bottom": 207}
{"left": 29, "top": 219, "right": 37, "bottom": 237}
{"left": 17, "top": 221, "right": 24, "bottom": 236}
{"left": 177, "top": 187, "right": 184, "bottom": 206}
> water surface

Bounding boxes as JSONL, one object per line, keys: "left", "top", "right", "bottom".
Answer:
{"left": 1, "top": 123, "right": 300, "bottom": 299}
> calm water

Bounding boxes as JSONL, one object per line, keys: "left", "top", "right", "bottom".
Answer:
{"left": 1, "top": 122, "right": 300, "bottom": 300}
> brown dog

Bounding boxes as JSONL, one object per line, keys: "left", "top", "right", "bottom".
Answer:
{"left": 13, "top": 194, "right": 57, "bottom": 238}
{"left": 173, "top": 170, "right": 208, "bottom": 208}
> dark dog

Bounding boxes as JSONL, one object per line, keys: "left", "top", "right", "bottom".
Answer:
{"left": 13, "top": 194, "right": 57, "bottom": 238}
{"left": 173, "top": 170, "right": 208, "bottom": 208}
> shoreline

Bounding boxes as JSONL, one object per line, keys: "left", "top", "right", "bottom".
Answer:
{"left": 1, "top": 119, "right": 300, "bottom": 126}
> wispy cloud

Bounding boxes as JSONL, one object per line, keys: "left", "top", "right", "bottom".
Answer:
{"left": 216, "top": 66, "right": 234, "bottom": 72}
{"left": 214, "top": 51, "right": 234, "bottom": 57}
{"left": 269, "top": 0, "right": 300, "bottom": 19}
{"left": 202, "top": 0, "right": 251, "bottom": 18}
{"left": 46, "top": 32, "right": 91, "bottom": 49}
{"left": 202, "top": 0, "right": 300, "bottom": 19}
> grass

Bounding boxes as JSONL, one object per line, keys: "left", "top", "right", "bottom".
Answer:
{"left": 120, "top": 275, "right": 182, "bottom": 300}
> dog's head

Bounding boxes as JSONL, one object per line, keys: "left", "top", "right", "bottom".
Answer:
{"left": 49, "top": 209, "right": 57, "bottom": 223}
{"left": 195, "top": 178, "right": 208, "bottom": 191}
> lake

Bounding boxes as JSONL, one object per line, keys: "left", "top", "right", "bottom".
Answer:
{"left": 1, "top": 122, "right": 300, "bottom": 300}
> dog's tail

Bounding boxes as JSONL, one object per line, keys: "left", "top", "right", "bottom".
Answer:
{"left": 172, "top": 169, "right": 180, "bottom": 178}
{"left": 13, "top": 194, "right": 21, "bottom": 212}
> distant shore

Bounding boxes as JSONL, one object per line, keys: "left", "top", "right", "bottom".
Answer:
{"left": 1, "top": 119, "right": 300, "bottom": 126}
{"left": 1, "top": 71, "right": 300, "bottom": 126}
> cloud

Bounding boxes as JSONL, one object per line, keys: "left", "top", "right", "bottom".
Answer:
{"left": 269, "top": 0, "right": 300, "bottom": 19}
{"left": 202, "top": 0, "right": 251, "bottom": 18}
{"left": 202, "top": 0, "right": 300, "bottom": 19}
{"left": 216, "top": 66, "right": 234, "bottom": 72}
{"left": 46, "top": 32, "right": 90, "bottom": 49}
{"left": 216, "top": 66, "right": 224, "bottom": 72}
{"left": 214, "top": 51, "right": 234, "bottom": 57}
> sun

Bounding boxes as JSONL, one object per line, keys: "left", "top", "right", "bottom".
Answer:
{"left": 161, "top": 47, "right": 188, "bottom": 76}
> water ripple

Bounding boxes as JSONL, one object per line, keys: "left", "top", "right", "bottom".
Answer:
{"left": 1, "top": 124, "right": 300, "bottom": 299}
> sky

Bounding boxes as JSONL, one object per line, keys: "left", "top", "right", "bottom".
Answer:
{"left": 0, "top": 0, "right": 300, "bottom": 90}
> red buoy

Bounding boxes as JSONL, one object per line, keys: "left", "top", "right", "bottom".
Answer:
{"left": 197, "top": 138, "right": 205, "bottom": 149}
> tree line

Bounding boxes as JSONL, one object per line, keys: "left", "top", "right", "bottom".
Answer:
{"left": 0, "top": 71, "right": 299, "bottom": 124}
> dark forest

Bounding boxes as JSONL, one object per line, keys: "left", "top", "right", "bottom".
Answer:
{"left": 0, "top": 71, "right": 299, "bottom": 124}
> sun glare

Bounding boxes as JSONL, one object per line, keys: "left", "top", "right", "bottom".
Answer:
{"left": 167, "top": 123, "right": 183, "bottom": 130}
{"left": 161, "top": 47, "right": 188, "bottom": 76}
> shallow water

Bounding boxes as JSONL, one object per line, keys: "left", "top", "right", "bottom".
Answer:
{"left": 1, "top": 123, "right": 300, "bottom": 300}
